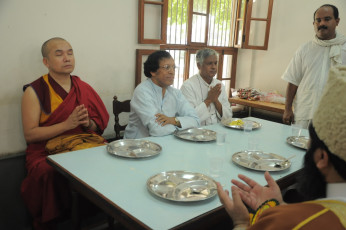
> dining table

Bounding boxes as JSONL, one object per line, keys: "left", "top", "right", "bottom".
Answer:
{"left": 47, "top": 117, "right": 308, "bottom": 229}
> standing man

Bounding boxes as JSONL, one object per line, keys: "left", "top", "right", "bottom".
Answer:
{"left": 282, "top": 4, "right": 346, "bottom": 128}
{"left": 21, "top": 37, "right": 109, "bottom": 229}
{"left": 180, "top": 48, "right": 232, "bottom": 126}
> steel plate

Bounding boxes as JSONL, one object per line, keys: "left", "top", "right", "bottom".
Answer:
{"left": 286, "top": 136, "right": 309, "bottom": 150}
{"left": 107, "top": 139, "right": 161, "bottom": 158}
{"left": 221, "top": 118, "right": 261, "bottom": 130}
{"left": 232, "top": 151, "right": 291, "bottom": 171}
{"left": 173, "top": 128, "right": 216, "bottom": 142}
{"left": 147, "top": 171, "right": 217, "bottom": 202}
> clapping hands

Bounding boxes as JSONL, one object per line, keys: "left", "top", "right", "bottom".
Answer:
{"left": 231, "top": 172, "right": 283, "bottom": 210}
{"left": 217, "top": 172, "right": 284, "bottom": 228}
{"left": 216, "top": 183, "right": 250, "bottom": 228}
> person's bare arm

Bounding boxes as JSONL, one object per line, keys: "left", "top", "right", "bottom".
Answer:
{"left": 283, "top": 83, "right": 298, "bottom": 124}
{"left": 21, "top": 86, "right": 90, "bottom": 143}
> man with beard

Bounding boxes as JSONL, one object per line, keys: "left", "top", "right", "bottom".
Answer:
{"left": 180, "top": 48, "right": 232, "bottom": 126}
{"left": 217, "top": 65, "right": 346, "bottom": 229}
{"left": 282, "top": 4, "right": 346, "bottom": 128}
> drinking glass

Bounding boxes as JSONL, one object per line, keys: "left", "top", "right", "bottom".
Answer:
{"left": 243, "top": 120, "right": 253, "bottom": 134}
{"left": 216, "top": 131, "right": 226, "bottom": 145}
{"left": 291, "top": 122, "right": 302, "bottom": 137}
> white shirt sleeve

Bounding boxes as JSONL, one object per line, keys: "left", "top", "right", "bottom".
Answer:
{"left": 180, "top": 80, "right": 211, "bottom": 122}
{"left": 218, "top": 83, "right": 233, "bottom": 120}
{"left": 130, "top": 87, "right": 176, "bottom": 137}
{"left": 281, "top": 45, "right": 305, "bottom": 86}
{"left": 175, "top": 90, "right": 201, "bottom": 129}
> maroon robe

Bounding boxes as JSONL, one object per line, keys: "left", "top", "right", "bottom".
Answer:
{"left": 21, "top": 75, "right": 109, "bottom": 229}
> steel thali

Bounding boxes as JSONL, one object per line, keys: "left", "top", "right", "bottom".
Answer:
{"left": 173, "top": 128, "right": 216, "bottom": 142}
{"left": 147, "top": 171, "right": 217, "bottom": 202}
{"left": 286, "top": 136, "right": 309, "bottom": 150}
{"left": 221, "top": 118, "right": 261, "bottom": 130}
{"left": 232, "top": 151, "right": 291, "bottom": 171}
{"left": 107, "top": 139, "right": 161, "bottom": 158}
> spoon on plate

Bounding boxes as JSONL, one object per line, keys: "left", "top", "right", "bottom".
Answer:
{"left": 274, "top": 155, "right": 296, "bottom": 168}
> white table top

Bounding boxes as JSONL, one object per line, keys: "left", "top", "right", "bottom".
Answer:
{"left": 47, "top": 118, "right": 308, "bottom": 229}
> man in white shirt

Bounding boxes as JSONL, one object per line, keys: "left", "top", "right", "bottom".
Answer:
{"left": 124, "top": 51, "right": 199, "bottom": 139}
{"left": 282, "top": 4, "right": 346, "bottom": 128}
{"left": 180, "top": 48, "right": 232, "bottom": 126}
{"left": 218, "top": 65, "right": 346, "bottom": 229}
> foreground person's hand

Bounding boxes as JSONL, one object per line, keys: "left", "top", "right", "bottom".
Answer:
{"left": 217, "top": 182, "right": 250, "bottom": 229}
{"left": 231, "top": 172, "right": 284, "bottom": 211}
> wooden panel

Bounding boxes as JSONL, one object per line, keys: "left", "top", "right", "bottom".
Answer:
{"left": 135, "top": 49, "right": 158, "bottom": 87}
{"left": 243, "top": 0, "right": 273, "bottom": 50}
{"left": 138, "top": 0, "right": 167, "bottom": 44}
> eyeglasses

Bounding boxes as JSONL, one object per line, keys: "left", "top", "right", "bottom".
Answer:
{"left": 159, "top": 65, "right": 178, "bottom": 71}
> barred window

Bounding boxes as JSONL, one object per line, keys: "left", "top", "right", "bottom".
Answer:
{"left": 137, "top": 0, "right": 273, "bottom": 96}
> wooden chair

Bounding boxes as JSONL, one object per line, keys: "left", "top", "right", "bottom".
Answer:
{"left": 113, "top": 95, "right": 131, "bottom": 139}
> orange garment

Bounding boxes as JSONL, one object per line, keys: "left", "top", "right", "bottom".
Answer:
{"left": 248, "top": 200, "right": 346, "bottom": 230}
{"left": 46, "top": 133, "right": 106, "bottom": 154}
{"left": 21, "top": 74, "right": 109, "bottom": 230}
{"left": 39, "top": 74, "right": 64, "bottom": 123}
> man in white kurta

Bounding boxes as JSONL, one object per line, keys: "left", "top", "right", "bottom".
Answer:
{"left": 125, "top": 78, "right": 200, "bottom": 139}
{"left": 282, "top": 4, "right": 346, "bottom": 128}
{"left": 125, "top": 51, "right": 200, "bottom": 139}
{"left": 180, "top": 48, "right": 232, "bottom": 126}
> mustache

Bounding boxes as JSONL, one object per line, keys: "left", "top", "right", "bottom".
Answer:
{"left": 318, "top": 25, "right": 328, "bottom": 30}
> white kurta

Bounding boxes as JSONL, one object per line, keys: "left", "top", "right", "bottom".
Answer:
{"left": 124, "top": 79, "right": 200, "bottom": 139}
{"left": 281, "top": 41, "right": 346, "bottom": 121}
{"left": 180, "top": 74, "right": 232, "bottom": 126}
{"left": 324, "top": 183, "right": 346, "bottom": 203}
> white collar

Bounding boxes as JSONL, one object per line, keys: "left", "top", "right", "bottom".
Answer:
{"left": 312, "top": 32, "right": 346, "bottom": 65}
{"left": 326, "top": 183, "right": 346, "bottom": 198}
{"left": 197, "top": 74, "right": 215, "bottom": 87}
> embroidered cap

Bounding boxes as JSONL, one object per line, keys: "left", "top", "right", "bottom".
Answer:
{"left": 313, "top": 65, "right": 346, "bottom": 162}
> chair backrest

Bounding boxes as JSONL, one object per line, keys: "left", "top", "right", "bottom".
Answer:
{"left": 113, "top": 95, "right": 131, "bottom": 139}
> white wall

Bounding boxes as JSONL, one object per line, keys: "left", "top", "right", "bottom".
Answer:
{"left": 0, "top": 0, "right": 345, "bottom": 158}
{"left": 0, "top": 0, "right": 158, "bottom": 157}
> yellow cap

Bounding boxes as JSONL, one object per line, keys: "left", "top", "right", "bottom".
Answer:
{"left": 313, "top": 65, "right": 346, "bottom": 162}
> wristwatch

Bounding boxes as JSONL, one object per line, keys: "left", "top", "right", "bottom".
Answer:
{"left": 174, "top": 117, "right": 181, "bottom": 127}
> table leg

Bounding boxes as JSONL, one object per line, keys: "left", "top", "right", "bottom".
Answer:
{"left": 71, "top": 189, "right": 82, "bottom": 230}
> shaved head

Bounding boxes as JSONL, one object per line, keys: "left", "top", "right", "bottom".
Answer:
{"left": 41, "top": 37, "right": 67, "bottom": 58}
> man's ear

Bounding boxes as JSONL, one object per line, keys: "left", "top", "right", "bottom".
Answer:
{"left": 315, "top": 149, "right": 329, "bottom": 170}
{"left": 197, "top": 63, "right": 201, "bottom": 70}
{"left": 150, "top": 71, "right": 156, "bottom": 78}
{"left": 43, "top": 57, "right": 49, "bottom": 68}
